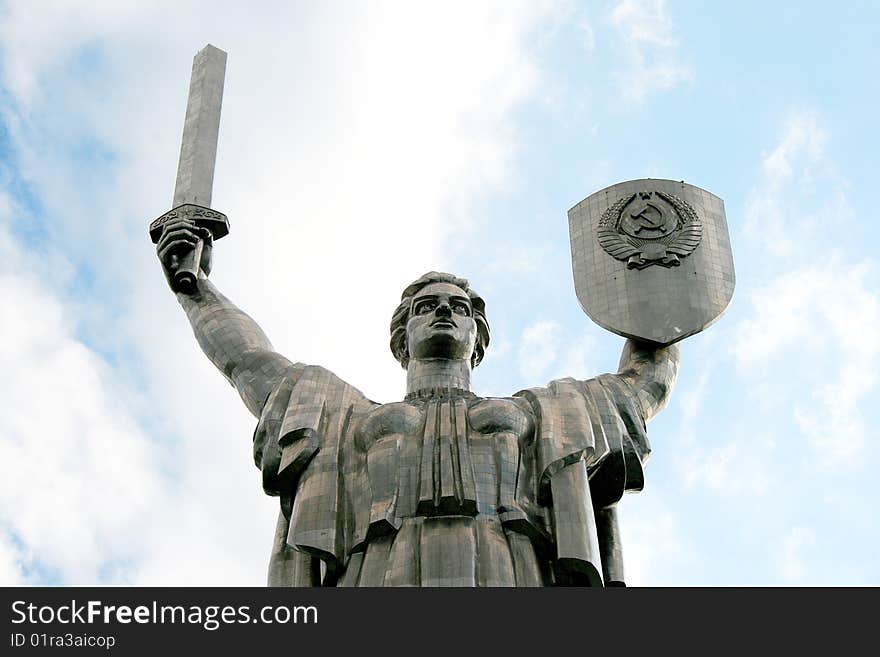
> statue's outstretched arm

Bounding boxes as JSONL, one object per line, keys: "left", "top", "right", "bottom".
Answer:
{"left": 615, "top": 339, "right": 681, "bottom": 423}
{"left": 177, "top": 278, "right": 294, "bottom": 417}
{"left": 157, "top": 218, "right": 293, "bottom": 418}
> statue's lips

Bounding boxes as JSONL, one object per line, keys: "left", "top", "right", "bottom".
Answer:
{"left": 430, "top": 320, "right": 456, "bottom": 329}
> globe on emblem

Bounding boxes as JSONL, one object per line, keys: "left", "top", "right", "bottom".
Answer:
{"left": 568, "top": 179, "right": 735, "bottom": 346}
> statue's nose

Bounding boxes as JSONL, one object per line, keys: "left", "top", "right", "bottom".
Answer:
{"left": 435, "top": 302, "right": 452, "bottom": 318}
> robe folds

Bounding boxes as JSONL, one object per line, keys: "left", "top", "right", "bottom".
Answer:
{"left": 253, "top": 364, "right": 650, "bottom": 587}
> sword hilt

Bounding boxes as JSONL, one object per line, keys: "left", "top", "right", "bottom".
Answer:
{"left": 149, "top": 203, "right": 229, "bottom": 243}
{"left": 150, "top": 203, "right": 230, "bottom": 294}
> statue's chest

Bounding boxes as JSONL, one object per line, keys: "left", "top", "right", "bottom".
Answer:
{"left": 354, "top": 397, "right": 533, "bottom": 520}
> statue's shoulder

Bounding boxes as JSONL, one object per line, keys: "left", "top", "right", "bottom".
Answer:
{"left": 512, "top": 375, "right": 600, "bottom": 406}
{"left": 510, "top": 374, "right": 651, "bottom": 501}
{"left": 255, "top": 363, "right": 378, "bottom": 496}
{"left": 271, "top": 362, "right": 377, "bottom": 410}
{"left": 512, "top": 373, "right": 638, "bottom": 409}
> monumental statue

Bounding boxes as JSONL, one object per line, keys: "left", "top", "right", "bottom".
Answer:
{"left": 151, "top": 46, "right": 735, "bottom": 587}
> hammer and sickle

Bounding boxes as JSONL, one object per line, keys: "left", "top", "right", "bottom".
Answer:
{"left": 630, "top": 203, "right": 664, "bottom": 234}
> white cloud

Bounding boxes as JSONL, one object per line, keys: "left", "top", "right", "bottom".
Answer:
{"left": 673, "top": 343, "right": 713, "bottom": 447}
{"left": 578, "top": 10, "right": 597, "bottom": 54}
{"left": 515, "top": 318, "right": 600, "bottom": 385}
{"left": 0, "top": 531, "right": 27, "bottom": 586}
{"left": 478, "top": 242, "right": 555, "bottom": 280}
{"left": 734, "top": 259, "right": 878, "bottom": 367}
{"left": 681, "top": 430, "right": 775, "bottom": 497}
{"left": 775, "top": 526, "right": 816, "bottom": 584}
{"left": 558, "top": 332, "right": 599, "bottom": 381}
{"left": 733, "top": 256, "right": 878, "bottom": 463}
{"left": 618, "top": 493, "right": 699, "bottom": 586}
{"left": 761, "top": 114, "right": 827, "bottom": 188}
{"left": 0, "top": 219, "right": 165, "bottom": 584}
{"left": 744, "top": 112, "right": 852, "bottom": 257}
{"left": 667, "top": 336, "right": 776, "bottom": 499}
{"left": 607, "top": 0, "right": 692, "bottom": 103}
{"left": 734, "top": 111, "right": 879, "bottom": 464}
{"left": 0, "top": 2, "right": 559, "bottom": 584}
{"left": 518, "top": 320, "right": 562, "bottom": 380}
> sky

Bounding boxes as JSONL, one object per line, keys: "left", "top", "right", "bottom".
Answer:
{"left": 0, "top": 0, "right": 877, "bottom": 586}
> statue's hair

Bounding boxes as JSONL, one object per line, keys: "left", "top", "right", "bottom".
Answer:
{"left": 390, "top": 271, "right": 490, "bottom": 369}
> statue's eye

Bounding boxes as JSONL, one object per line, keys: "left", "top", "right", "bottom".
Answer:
{"left": 416, "top": 301, "right": 435, "bottom": 314}
{"left": 452, "top": 303, "right": 470, "bottom": 316}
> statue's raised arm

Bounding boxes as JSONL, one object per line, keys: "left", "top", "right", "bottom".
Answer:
{"left": 150, "top": 43, "right": 307, "bottom": 419}
{"left": 156, "top": 218, "right": 295, "bottom": 418}
{"left": 616, "top": 338, "right": 681, "bottom": 424}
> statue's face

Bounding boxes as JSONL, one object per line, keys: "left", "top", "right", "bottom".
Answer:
{"left": 405, "top": 282, "right": 478, "bottom": 364}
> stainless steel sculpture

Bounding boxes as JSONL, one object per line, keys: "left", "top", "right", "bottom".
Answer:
{"left": 152, "top": 48, "right": 734, "bottom": 587}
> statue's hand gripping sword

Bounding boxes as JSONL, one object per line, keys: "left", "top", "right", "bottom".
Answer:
{"left": 150, "top": 44, "right": 229, "bottom": 294}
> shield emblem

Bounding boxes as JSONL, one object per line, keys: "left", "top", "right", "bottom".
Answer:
{"left": 568, "top": 179, "right": 735, "bottom": 346}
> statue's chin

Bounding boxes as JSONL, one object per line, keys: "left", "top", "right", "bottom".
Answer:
{"left": 410, "top": 334, "right": 473, "bottom": 362}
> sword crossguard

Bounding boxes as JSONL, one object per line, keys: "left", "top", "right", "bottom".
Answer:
{"left": 149, "top": 203, "right": 230, "bottom": 244}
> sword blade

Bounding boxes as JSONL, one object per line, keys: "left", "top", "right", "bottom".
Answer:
{"left": 172, "top": 44, "right": 227, "bottom": 208}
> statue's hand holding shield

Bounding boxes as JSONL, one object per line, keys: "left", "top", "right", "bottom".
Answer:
{"left": 568, "top": 179, "right": 735, "bottom": 346}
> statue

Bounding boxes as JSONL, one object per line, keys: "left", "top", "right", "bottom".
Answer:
{"left": 154, "top": 228, "right": 679, "bottom": 586}
{"left": 152, "top": 47, "right": 735, "bottom": 587}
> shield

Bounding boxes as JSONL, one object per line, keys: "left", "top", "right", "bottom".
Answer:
{"left": 568, "top": 179, "right": 735, "bottom": 346}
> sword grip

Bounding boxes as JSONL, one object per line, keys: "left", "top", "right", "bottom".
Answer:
{"left": 170, "top": 238, "right": 204, "bottom": 294}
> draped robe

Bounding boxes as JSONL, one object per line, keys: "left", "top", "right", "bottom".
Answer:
{"left": 253, "top": 364, "right": 651, "bottom": 587}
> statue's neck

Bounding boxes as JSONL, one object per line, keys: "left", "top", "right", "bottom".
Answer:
{"left": 406, "top": 358, "right": 471, "bottom": 396}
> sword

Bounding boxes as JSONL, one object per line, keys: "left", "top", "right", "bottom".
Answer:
{"left": 150, "top": 44, "right": 230, "bottom": 294}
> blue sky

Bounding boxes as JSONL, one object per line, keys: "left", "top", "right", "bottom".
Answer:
{"left": 0, "top": 1, "right": 877, "bottom": 586}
